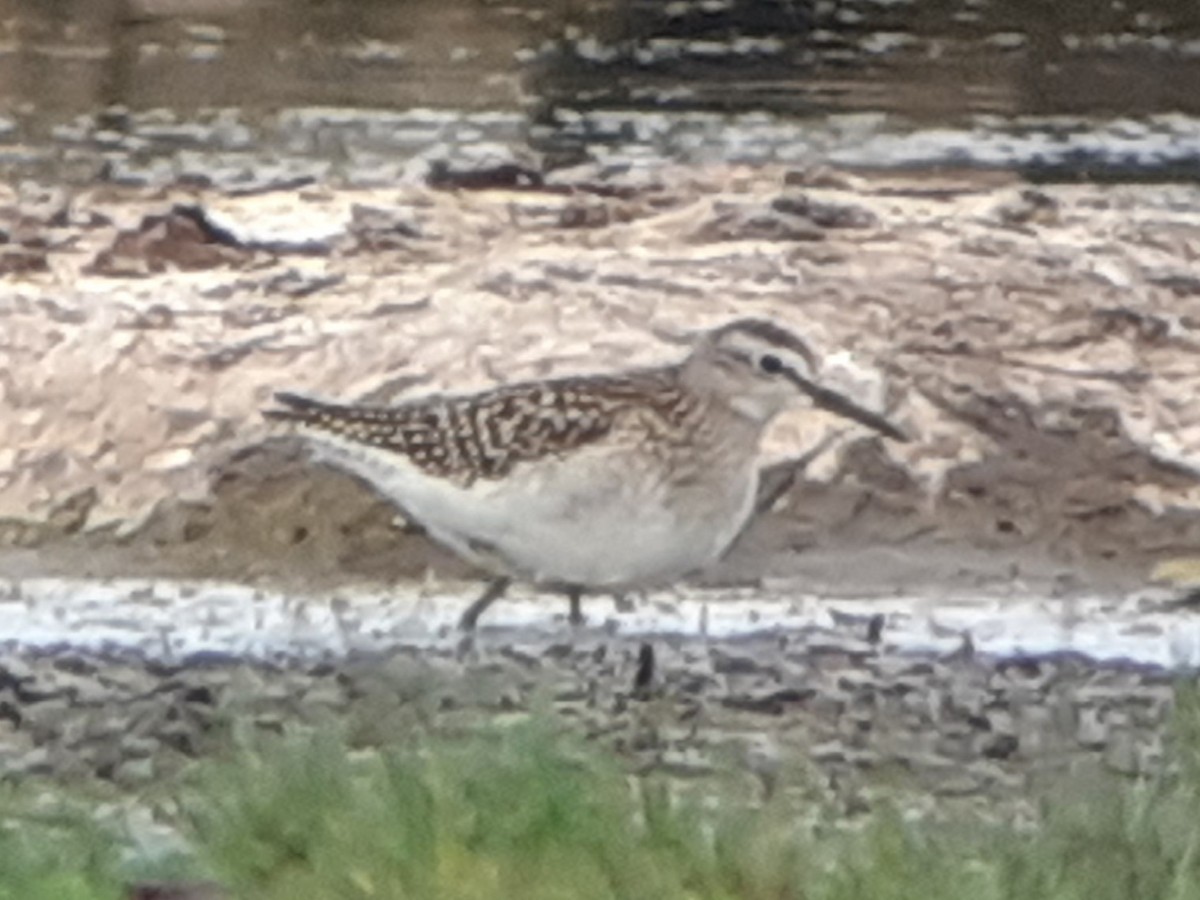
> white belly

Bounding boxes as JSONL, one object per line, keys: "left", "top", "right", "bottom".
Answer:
{"left": 297, "top": 433, "right": 758, "bottom": 589}
{"left": 485, "top": 474, "right": 754, "bottom": 588}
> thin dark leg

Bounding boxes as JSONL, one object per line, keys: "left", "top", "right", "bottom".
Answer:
{"left": 632, "top": 642, "right": 655, "bottom": 695}
{"left": 567, "top": 587, "right": 584, "bottom": 626}
{"left": 458, "top": 577, "right": 511, "bottom": 631}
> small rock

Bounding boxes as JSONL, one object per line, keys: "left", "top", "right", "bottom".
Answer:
{"left": 659, "top": 748, "right": 716, "bottom": 778}
{"left": 995, "top": 189, "right": 1060, "bottom": 227}
{"left": 710, "top": 649, "right": 766, "bottom": 675}
{"left": 771, "top": 191, "right": 878, "bottom": 229}
{"left": 1076, "top": 707, "right": 1109, "bottom": 750}
{"left": 980, "top": 734, "right": 1019, "bottom": 760}
{"left": 1103, "top": 731, "right": 1139, "bottom": 776}
{"left": 809, "top": 741, "right": 850, "bottom": 765}
{"left": 721, "top": 686, "right": 815, "bottom": 715}
{"left": 931, "top": 774, "right": 983, "bottom": 797}
{"left": 8, "top": 746, "right": 53, "bottom": 776}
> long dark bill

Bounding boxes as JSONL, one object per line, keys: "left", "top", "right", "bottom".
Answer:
{"left": 785, "top": 370, "right": 910, "bottom": 442}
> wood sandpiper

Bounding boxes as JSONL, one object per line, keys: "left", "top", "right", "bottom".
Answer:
{"left": 264, "top": 319, "right": 909, "bottom": 629}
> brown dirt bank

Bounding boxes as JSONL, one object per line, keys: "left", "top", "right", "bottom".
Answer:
{"left": 2, "top": 166, "right": 1199, "bottom": 590}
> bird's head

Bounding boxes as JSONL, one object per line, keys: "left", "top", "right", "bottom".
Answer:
{"left": 683, "top": 318, "right": 908, "bottom": 441}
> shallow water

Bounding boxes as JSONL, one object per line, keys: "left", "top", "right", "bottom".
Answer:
{"left": 1, "top": 0, "right": 1199, "bottom": 183}
{"left": 3, "top": 576, "right": 1196, "bottom": 671}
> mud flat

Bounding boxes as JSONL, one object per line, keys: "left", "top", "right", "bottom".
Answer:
{"left": 0, "top": 576, "right": 1186, "bottom": 818}
{"left": 2, "top": 163, "right": 1199, "bottom": 812}
{"left": 2, "top": 167, "right": 1198, "bottom": 579}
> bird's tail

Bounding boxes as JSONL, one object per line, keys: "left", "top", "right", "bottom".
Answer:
{"left": 262, "top": 391, "right": 349, "bottom": 426}
{"left": 263, "top": 392, "right": 408, "bottom": 444}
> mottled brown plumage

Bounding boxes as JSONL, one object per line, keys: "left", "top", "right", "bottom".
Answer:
{"left": 264, "top": 367, "right": 699, "bottom": 485}
{"left": 263, "top": 318, "right": 908, "bottom": 629}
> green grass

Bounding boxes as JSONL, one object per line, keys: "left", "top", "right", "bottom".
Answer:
{"left": 0, "top": 787, "right": 125, "bottom": 900}
{"left": 4, "top": 693, "right": 1200, "bottom": 899}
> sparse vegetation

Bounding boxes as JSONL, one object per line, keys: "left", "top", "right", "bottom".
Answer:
{"left": 4, "top": 694, "right": 1200, "bottom": 900}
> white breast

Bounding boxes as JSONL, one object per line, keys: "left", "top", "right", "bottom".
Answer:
{"left": 296, "top": 431, "right": 760, "bottom": 589}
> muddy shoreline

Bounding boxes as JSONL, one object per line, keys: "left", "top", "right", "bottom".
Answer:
{"left": 2, "top": 168, "right": 1199, "bottom": 584}
{"left": 0, "top": 579, "right": 1183, "bottom": 816}
{"left": 2, "top": 164, "right": 1200, "bottom": 813}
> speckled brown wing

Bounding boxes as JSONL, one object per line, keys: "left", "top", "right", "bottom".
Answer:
{"left": 264, "top": 368, "right": 690, "bottom": 484}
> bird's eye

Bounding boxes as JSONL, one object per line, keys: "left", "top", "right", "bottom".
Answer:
{"left": 759, "top": 354, "right": 784, "bottom": 375}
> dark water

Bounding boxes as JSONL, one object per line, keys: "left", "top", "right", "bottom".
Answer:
{"left": 2, "top": 0, "right": 1200, "bottom": 183}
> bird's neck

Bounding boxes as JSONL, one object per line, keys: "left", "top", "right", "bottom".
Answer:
{"left": 670, "top": 382, "right": 773, "bottom": 458}
{"left": 673, "top": 362, "right": 780, "bottom": 432}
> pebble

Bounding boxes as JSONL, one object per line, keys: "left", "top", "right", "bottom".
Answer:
{"left": 0, "top": 602, "right": 1180, "bottom": 820}
{"left": 1075, "top": 707, "right": 1110, "bottom": 750}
